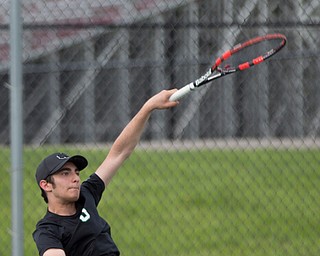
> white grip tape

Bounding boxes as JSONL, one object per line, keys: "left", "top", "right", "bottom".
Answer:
{"left": 169, "top": 83, "right": 195, "bottom": 101}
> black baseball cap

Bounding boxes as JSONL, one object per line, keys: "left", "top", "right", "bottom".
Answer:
{"left": 35, "top": 152, "right": 88, "bottom": 185}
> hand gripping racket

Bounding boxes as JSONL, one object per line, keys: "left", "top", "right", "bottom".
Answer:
{"left": 169, "top": 33, "right": 287, "bottom": 101}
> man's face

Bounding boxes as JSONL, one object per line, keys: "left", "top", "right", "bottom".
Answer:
{"left": 48, "top": 162, "right": 81, "bottom": 203}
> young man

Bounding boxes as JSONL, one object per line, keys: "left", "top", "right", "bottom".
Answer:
{"left": 33, "top": 89, "right": 179, "bottom": 256}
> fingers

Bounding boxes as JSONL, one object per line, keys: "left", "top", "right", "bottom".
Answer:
{"left": 162, "top": 89, "right": 179, "bottom": 108}
{"left": 146, "top": 89, "right": 179, "bottom": 110}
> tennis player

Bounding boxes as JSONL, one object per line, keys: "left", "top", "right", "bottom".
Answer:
{"left": 33, "top": 89, "right": 178, "bottom": 256}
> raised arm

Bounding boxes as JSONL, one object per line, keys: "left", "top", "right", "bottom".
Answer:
{"left": 95, "top": 89, "right": 178, "bottom": 186}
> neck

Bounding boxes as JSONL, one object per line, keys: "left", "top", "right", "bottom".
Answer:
{"left": 48, "top": 202, "right": 77, "bottom": 216}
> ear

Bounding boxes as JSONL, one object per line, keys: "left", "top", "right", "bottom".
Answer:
{"left": 39, "top": 180, "right": 53, "bottom": 192}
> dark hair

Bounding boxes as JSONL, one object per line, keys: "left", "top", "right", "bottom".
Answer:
{"left": 40, "top": 175, "right": 55, "bottom": 203}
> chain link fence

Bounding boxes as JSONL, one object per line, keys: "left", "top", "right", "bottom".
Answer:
{"left": 1, "top": 0, "right": 320, "bottom": 255}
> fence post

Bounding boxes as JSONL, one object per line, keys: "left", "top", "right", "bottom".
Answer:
{"left": 10, "top": 0, "right": 24, "bottom": 255}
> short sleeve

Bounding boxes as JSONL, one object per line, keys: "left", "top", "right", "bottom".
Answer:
{"left": 33, "top": 226, "right": 64, "bottom": 256}
{"left": 81, "top": 173, "right": 105, "bottom": 206}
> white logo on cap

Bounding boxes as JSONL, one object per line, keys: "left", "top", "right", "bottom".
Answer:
{"left": 56, "top": 154, "right": 68, "bottom": 160}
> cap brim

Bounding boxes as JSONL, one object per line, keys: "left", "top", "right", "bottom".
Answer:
{"left": 68, "top": 155, "right": 88, "bottom": 171}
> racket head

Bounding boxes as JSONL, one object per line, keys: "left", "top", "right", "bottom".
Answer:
{"left": 169, "top": 33, "right": 287, "bottom": 101}
{"left": 212, "top": 33, "right": 287, "bottom": 73}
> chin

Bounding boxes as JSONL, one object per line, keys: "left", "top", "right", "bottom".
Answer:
{"left": 68, "top": 191, "right": 80, "bottom": 201}
{"left": 71, "top": 195, "right": 80, "bottom": 201}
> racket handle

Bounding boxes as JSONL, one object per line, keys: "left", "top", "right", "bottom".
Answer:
{"left": 169, "top": 83, "right": 195, "bottom": 101}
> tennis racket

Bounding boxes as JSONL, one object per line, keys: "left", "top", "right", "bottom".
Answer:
{"left": 169, "top": 33, "right": 287, "bottom": 101}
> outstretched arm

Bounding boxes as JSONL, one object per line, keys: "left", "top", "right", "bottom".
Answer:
{"left": 95, "top": 89, "right": 178, "bottom": 186}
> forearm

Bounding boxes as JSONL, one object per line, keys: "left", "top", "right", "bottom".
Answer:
{"left": 95, "top": 89, "right": 178, "bottom": 185}
{"left": 95, "top": 103, "right": 154, "bottom": 185}
{"left": 109, "top": 102, "right": 153, "bottom": 159}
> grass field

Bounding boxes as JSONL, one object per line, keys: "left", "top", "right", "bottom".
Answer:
{"left": 1, "top": 146, "right": 320, "bottom": 255}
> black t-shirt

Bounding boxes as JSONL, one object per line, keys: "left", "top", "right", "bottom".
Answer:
{"left": 33, "top": 173, "right": 120, "bottom": 256}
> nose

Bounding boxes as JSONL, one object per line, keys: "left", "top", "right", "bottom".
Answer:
{"left": 72, "top": 171, "right": 80, "bottom": 183}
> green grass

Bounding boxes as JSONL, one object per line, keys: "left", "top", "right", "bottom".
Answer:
{"left": 1, "top": 146, "right": 320, "bottom": 255}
